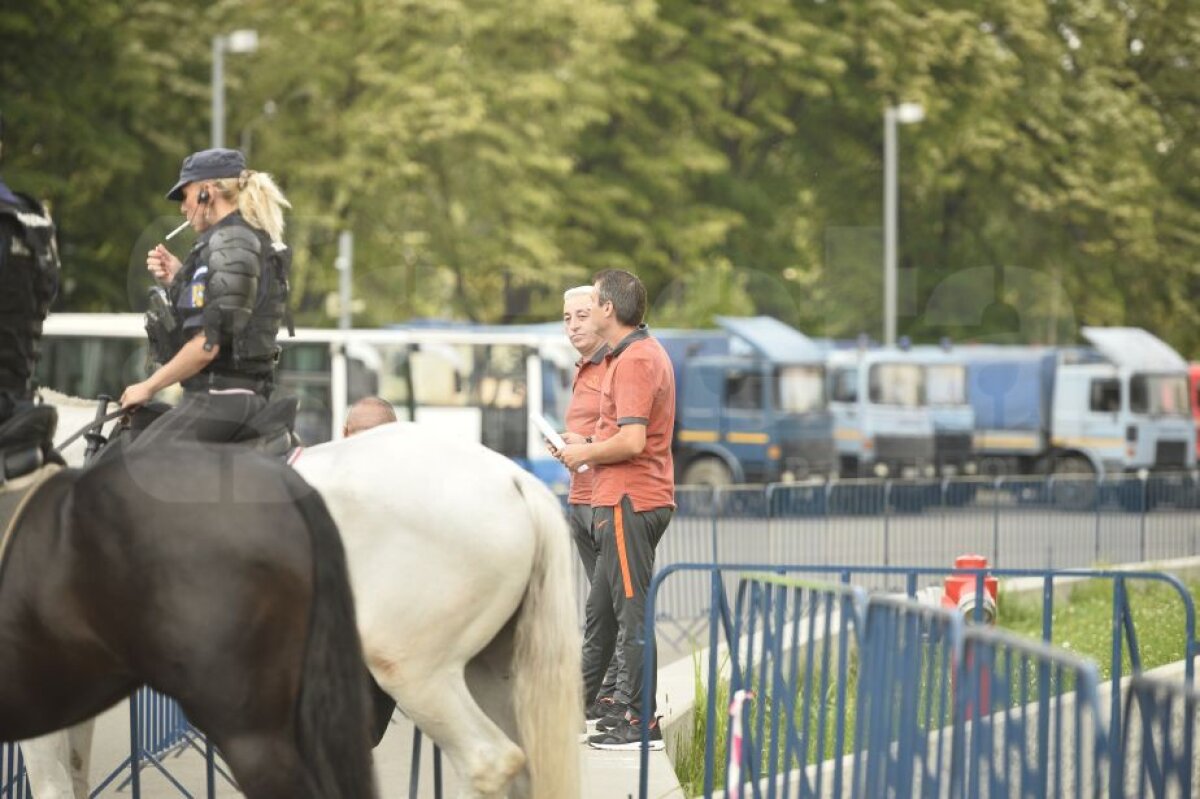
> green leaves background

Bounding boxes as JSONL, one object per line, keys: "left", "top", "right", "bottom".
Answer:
{"left": 3, "top": 0, "right": 1196, "bottom": 351}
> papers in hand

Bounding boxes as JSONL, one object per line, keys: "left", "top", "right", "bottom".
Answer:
{"left": 530, "top": 413, "right": 588, "bottom": 473}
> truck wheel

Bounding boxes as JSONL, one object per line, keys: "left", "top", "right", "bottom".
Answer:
{"left": 682, "top": 457, "right": 733, "bottom": 489}
{"left": 1052, "top": 455, "right": 1096, "bottom": 510}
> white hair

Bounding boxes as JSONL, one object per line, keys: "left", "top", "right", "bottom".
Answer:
{"left": 562, "top": 285, "right": 593, "bottom": 301}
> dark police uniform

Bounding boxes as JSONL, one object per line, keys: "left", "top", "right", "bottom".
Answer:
{"left": 139, "top": 210, "right": 290, "bottom": 445}
{"left": 0, "top": 176, "right": 61, "bottom": 476}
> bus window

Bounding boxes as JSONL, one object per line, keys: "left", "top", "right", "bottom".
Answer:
{"left": 278, "top": 342, "right": 333, "bottom": 445}
{"left": 38, "top": 336, "right": 146, "bottom": 399}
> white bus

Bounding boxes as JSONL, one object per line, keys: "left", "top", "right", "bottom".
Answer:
{"left": 39, "top": 314, "right": 578, "bottom": 489}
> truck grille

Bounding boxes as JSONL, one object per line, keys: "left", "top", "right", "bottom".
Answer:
{"left": 1154, "top": 440, "right": 1187, "bottom": 469}
{"left": 782, "top": 438, "right": 835, "bottom": 479}
{"left": 934, "top": 432, "right": 973, "bottom": 462}
{"left": 875, "top": 435, "right": 934, "bottom": 465}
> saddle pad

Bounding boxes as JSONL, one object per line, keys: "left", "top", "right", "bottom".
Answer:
{"left": 0, "top": 464, "right": 63, "bottom": 568}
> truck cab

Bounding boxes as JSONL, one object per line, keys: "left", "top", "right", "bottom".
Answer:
{"left": 826, "top": 347, "right": 936, "bottom": 478}
{"left": 664, "top": 317, "right": 836, "bottom": 487}
{"left": 909, "top": 345, "right": 978, "bottom": 476}
{"left": 1052, "top": 328, "right": 1195, "bottom": 474}
{"left": 965, "top": 329, "right": 1195, "bottom": 479}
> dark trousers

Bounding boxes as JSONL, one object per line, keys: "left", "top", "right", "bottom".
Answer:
{"left": 133, "top": 390, "right": 266, "bottom": 449}
{"left": 581, "top": 495, "right": 672, "bottom": 720}
{"left": 569, "top": 503, "right": 625, "bottom": 703}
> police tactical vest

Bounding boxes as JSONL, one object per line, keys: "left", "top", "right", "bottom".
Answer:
{"left": 0, "top": 193, "right": 60, "bottom": 401}
{"left": 145, "top": 215, "right": 290, "bottom": 383}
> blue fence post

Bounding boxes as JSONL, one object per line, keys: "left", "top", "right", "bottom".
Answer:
{"left": 993, "top": 476, "right": 1003, "bottom": 566}
{"left": 764, "top": 482, "right": 777, "bottom": 565}
{"left": 882, "top": 480, "right": 892, "bottom": 568}
{"left": 128, "top": 691, "right": 141, "bottom": 798}
{"left": 408, "top": 728, "right": 423, "bottom": 799}
{"left": 710, "top": 486, "right": 720, "bottom": 564}
{"left": 1139, "top": 473, "right": 1148, "bottom": 563}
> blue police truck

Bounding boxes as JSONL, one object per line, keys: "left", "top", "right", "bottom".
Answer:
{"left": 659, "top": 317, "right": 836, "bottom": 487}
{"left": 964, "top": 327, "right": 1195, "bottom": 481}
{"left": 826, "top": 345, "right": 937, "bottom": 478}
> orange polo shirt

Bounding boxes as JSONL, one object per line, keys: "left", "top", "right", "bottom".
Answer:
{"left": 565, "top": 346, "right": 607, "bottom": 504}
{"left": 591, "top": 327, "right": 676, "bottom": 512}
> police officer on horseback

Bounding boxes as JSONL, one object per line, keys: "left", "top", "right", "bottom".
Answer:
{"left": 0, "top": 112, "right": 62, "bottom": 478}
{"left": 120, "top": 147, "right": 292, "bottom": 444}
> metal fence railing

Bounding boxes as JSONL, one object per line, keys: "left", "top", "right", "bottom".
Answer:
{"left": 561, "top": 473, "right": 1200, "bottom": 642}
{"left": 955, "top": 626, "right": 1109, "bottom": 798}
{"left": 642, "top": 563, "right": 1198, "bottom": 799}
{"left": 1121, "top": 673, "right": 1200, "bottom": 798}
{"left": 852, "top": 594, "right": 963, "bottom": 798}
{"left": 0, "top": 743, "right": 28, "bottom": 799}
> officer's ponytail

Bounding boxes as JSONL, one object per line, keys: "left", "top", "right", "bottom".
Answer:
{"left": 212, "top": 170, "right": 291, "bottom": 244}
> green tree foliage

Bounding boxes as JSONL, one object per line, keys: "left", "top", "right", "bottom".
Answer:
{"left": 2, "top": 0, "right": 1196, "bottom": 352}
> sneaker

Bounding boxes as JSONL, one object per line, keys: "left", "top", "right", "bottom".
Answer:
{"left": 593, "top": 702, "right": 629, "bottom": 733}
{"left": 588, "top": 717, "right": 665, "bottom": 751}
{"left": 586, "top": 696, "right": 617, "bottom": 725}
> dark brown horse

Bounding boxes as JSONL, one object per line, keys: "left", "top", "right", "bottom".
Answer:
{"left": 0, "top": 444, "right": 376, "bottom": 799}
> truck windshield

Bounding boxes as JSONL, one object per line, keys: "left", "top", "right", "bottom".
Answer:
{"left": 925, "top": 364, "right": 966, "bottom": 406}
{"left": 1130, "top": 373, "right": 1190, "bottom": 417}
{"left": 868, "top": 363, "right": 925, "bottom": 407}
{"left": 775, "top": 366, "right": 825, "bottom": 413}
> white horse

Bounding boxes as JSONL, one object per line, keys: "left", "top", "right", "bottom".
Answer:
{"left": 22, "top": 391, "right": 582, "bottom": 799}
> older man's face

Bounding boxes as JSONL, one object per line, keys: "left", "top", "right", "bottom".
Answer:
{"left": 563, "top": 294, "right": 603, "bottom": 357}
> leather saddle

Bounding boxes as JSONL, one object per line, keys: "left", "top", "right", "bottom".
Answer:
{"left": 232, "top": 396, "right": 299, "bottom": 459}
{"left": 101, "top": 396, "right": 300, "bottom": 462}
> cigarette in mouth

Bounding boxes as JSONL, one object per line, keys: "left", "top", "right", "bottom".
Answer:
{"left": 164, "top": 219, "right": 191, "bottom": 240}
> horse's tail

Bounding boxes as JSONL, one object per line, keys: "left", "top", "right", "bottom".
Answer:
{"left": 511, "top": 471, "right": 582, "bottom": 799}
{"left": 289, "top": 479, "right": 377, "bottom": 799}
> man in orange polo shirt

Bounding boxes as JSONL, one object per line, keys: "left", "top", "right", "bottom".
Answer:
{"left": 559, "top": 269, "right": 675, "bottom": 750}
{"left": 556, "top": 285, "right": 626, "bottom": 725}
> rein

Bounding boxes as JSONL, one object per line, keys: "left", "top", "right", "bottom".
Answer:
{"left": 56, "top": 407, "right": 128, "bottom": 453}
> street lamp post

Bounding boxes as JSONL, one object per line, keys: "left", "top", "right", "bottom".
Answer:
{"left": 211, "top": 29, "right": 259, "bottom": 149}
{"left": 883, "top": 101, "right": 924, "bottom": 347}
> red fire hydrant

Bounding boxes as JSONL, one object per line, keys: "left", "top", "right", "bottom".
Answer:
{"left": 942, "top": 554, "right": 998, "bottom": 624}
{"left": 945, "top": 555, "right": 998, "bottom": 719}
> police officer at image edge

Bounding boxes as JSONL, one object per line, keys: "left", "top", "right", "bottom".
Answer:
{"left": 126, "top": 147, "right": 293, "bottom": 445}
{"left": 0, "top": 111, "right": 63, "bottom": 479}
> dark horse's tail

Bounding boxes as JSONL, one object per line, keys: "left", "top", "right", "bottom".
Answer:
{"left": 288, "top": 476, "right": 377, "bottom": 799}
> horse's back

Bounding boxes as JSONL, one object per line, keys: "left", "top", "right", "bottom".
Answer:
{"left": 296, "top": 422, "right": 548, "bottom": 539}
{"left": 294, "top": 423, "right": 549, "bottom": 657}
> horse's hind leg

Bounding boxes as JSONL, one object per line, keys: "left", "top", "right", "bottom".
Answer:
{"left": 378, "top": 666, "right": 524, "bottom": 799}
{"left": 67, "top": 719, "right": 94, "bottom": 798}
{"left": 211, "top": 731, "right": 312, "bottom": 799}
{"left": 465, "top": 619, "right": 530, "bottom": 799}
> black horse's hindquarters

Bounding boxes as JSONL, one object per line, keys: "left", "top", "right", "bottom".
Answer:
{"left": 0, "top": 451, "right": 310, "bottom": 741}
{"left": 0, "top": 445, "right": 377, "bottom": 799}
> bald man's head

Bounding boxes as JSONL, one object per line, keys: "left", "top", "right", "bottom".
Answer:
{"left": 343, "top": 397, "right": 398, "bottom": 437}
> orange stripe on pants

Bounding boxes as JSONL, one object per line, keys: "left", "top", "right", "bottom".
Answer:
{"left": 614, "top": 504, "right": 634, "bottom": 599}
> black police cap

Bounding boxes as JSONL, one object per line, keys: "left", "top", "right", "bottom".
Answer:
{"left": 166, "top": 148, "right": 246, "bottom": 201}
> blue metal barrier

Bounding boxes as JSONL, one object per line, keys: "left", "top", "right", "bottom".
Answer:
{"left": 88, "top": 688, "right": 232, "bottom": 799}
{"left": 954, "top": 625, "right": 1109, "bottom": 798}
{"left": 641, "top": 562, "right": 1198, "bottom": 799}
{"left": 853, "top": 595, "right": 962, "bottom": 799}
{"left": 0, "top": 743, "right": 29, "bottom": 799}
{"left": 711, "top": 574, "right": 866, "bottom": 797}
{"left": 1121, "top": 673, "right": 1199, "bottom": 797}
{"left": 640, "top": 473, "right": 1200, "bottom": 635}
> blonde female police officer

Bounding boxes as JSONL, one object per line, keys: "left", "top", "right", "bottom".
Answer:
{"left": 120, "top": 148, "right": 291, "bottom": 443}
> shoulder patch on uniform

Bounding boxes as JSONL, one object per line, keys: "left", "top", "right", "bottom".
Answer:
{"left": 191, "top": 283, "right": 206, "bottom": 307}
